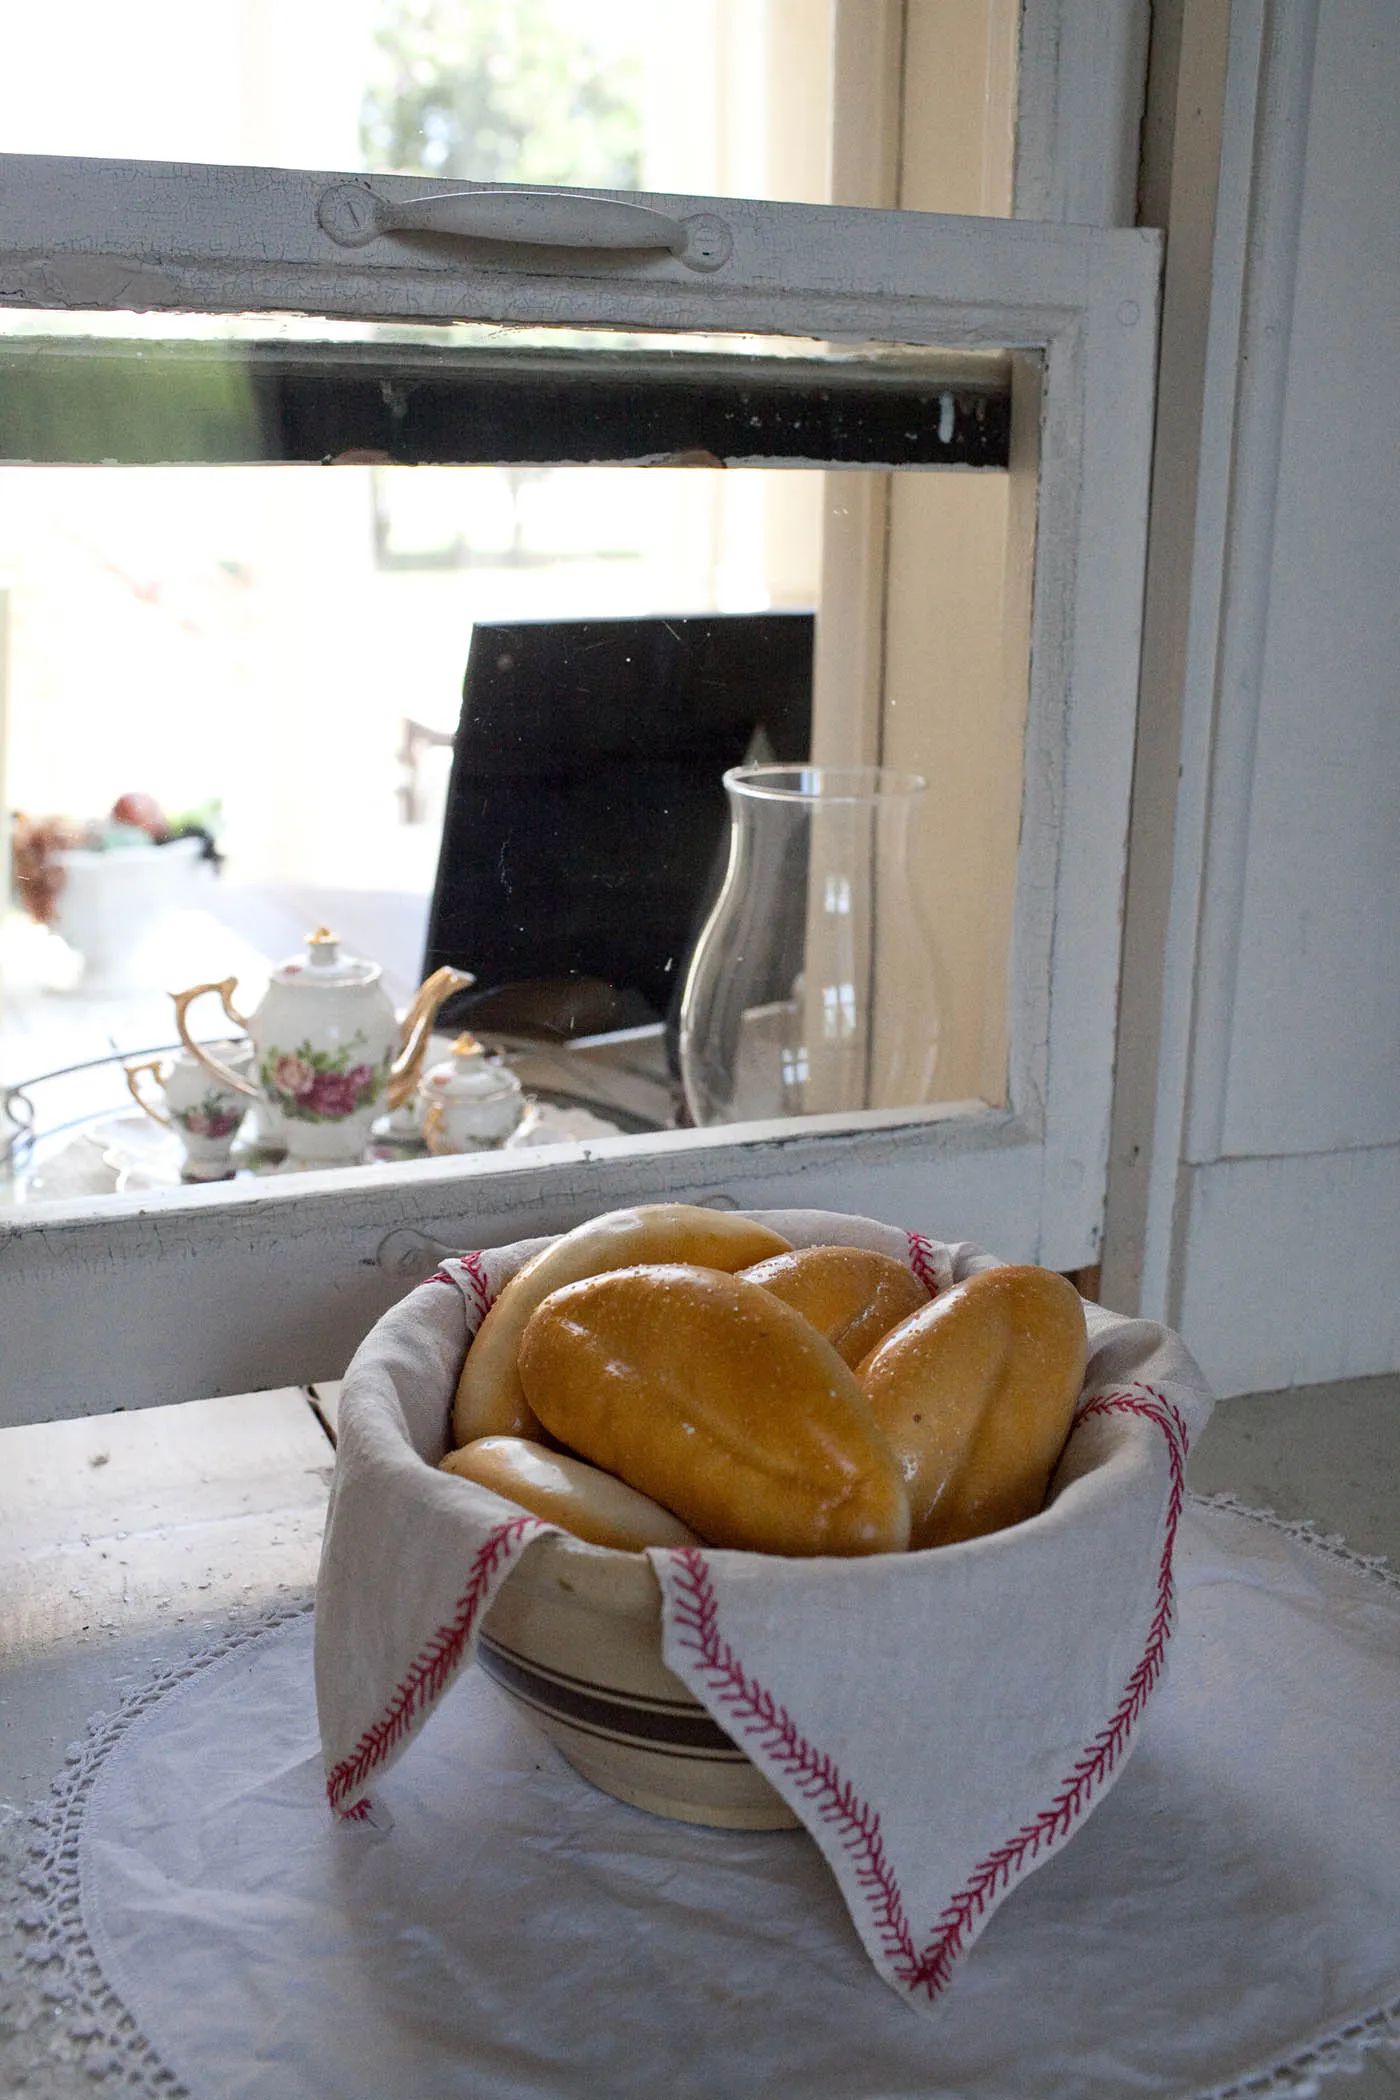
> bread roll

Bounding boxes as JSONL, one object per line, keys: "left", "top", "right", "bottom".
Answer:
{"left": 741, "top": 1244, "right": 930, "bottom": 1369}
{"left": 452, "top": 1204, "right": 791, "bottom": 1448}
{"left": 859, "top": 1264, "right": 1088, "bottom": 1550}
{"left": 440, "top": 1436, "right": 700, "bottom": 1551}
{"left": 518, "top": 1263, "right": 911, "bottom": 1557}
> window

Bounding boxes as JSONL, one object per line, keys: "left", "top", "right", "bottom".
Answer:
{"left": 0, "top": 30, "right": 1158, "bottom": 1413}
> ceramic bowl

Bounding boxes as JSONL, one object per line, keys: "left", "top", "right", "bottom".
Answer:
{"left": 478, "top": 1529, "right": 799, "bottom": 1831}
{"left": 54, "top": 836, "right": 205, "bottom": 989}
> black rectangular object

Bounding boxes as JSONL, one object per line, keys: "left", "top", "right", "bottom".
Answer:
{"left": 423, "top": 612, "right": 813, "bottom": 1028}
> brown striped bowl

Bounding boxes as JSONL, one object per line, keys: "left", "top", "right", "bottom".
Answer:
{"left": 479, "top": 1530, "right": 799, "bottom": 1830}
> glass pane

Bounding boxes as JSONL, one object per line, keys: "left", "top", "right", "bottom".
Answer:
{"left": 0, "top": 0, "right": 833, "bottom": 206}
{"left": 0, "top": 318, "right": 1032, "bottom": 1206}
{"left": 0, "top": 317, "right": 1010, "bottom": 468}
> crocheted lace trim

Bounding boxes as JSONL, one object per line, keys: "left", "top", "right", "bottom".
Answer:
{"left": 1181, "top": 1495, "right": 1400, "bottom": 2097}
{"left": 2, "top": 1506, "right": 1396, "bottom": 2099}
{"left": 2, "top": 1602, "right": 309, "bottom": 2098}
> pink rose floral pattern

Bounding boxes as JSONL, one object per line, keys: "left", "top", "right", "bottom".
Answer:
{"left": 174, "top": 1092, "right": 245, "bottom": 1140}
{"left": 259, "top": 1032, "right": 388, "bottom": 1123}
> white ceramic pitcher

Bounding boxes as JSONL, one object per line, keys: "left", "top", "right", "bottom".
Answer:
{"left": 124, "top": 1040, "right": 253, "bottom": 1180}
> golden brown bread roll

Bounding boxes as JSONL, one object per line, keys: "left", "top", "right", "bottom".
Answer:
{"left": 518, "top": 1263, "right": 911, "bottom": 1557}
{"left": 439, "top": 1436, "right": 701, "bottom": 1551}
{"left": 859, "top": 1263, "right": 1088, "bottom": 1550}
{"left": 740, "top": 1244, "right": 930, "bottom": 1369}
{"left": 452, "top": 1203, "right": 791, "bottom": 1449}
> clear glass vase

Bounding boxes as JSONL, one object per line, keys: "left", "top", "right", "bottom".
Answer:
{"left": 678, "top": 765, "right": 941, "bottom": 1127}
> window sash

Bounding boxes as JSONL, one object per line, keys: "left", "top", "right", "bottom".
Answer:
{"left": 0, "top": 160, "right": 1160, "bottom": 1418}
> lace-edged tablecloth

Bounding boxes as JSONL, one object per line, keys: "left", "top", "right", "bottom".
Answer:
{"left": 4, "top": 1497, "right": 1399, "bottom": 2100}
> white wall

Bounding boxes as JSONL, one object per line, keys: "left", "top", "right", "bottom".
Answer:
{"left": 1110, "top": 0, "right": 1400, "bottom": 1394}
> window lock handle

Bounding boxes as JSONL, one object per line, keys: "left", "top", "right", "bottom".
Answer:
{"left": 317, "top": 183, "right": 731, "bottom": 272}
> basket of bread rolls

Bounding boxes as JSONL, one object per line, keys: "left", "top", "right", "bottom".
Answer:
{"left": 315, "top": 1203, "right": 1213, "bottom": 2004}
{"left": 440, "top": 1204, "right": 1087, "bottom": 1829}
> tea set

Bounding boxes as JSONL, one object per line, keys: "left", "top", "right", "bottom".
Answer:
{"left": 125, "top": 928, "right": 527, "bottom": 1181}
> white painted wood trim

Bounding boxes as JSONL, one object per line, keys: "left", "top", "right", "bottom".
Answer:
{"left": 1179, "top": 0, "right": 1320, "bottom": 1168}
{"left": 0, "top": 157, "right": 1134, "bottom": 344}
{"left": 1015, "top": 0, "right": 1152, "bottom": 227}
{"left": 1124, "top": 0, "right": 1400, "bottom": 1403}
{"left": 1140, "top": 0, "right": 1273, "bottom": 1322}
{"left": 0, "top": 1103, "right": 1041, "bottom": 1423}
{"left": 0, "top": 170, "right": 1159, "bottom": 1410}
{"left": 984, "top": 352, "right": 1039, "bottom": 1099}
{"left": 1111, "top": 1, "right": 1322, "bottom": 1326}
{"left": 1176, "top": 1142, "right": 1400, "bottom": 1396}
{"left": 1026, "top": 256, "right": 1158, "bottom": 1269}
{"left": 1100, "top": 0, "right": 1236, "bottom": 1315}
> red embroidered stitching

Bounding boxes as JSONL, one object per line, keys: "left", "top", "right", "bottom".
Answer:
{"left": 665, "top": 1384, "right": 1189, "bottom": 1999}
{"left": 326, "top": 1513, "right": 541, "bottom": 1816}
{"left": 419, "top": 1269, "right": 456, "bottom": 1289}
{"left": 667, "top": 1550, "right": 919, "bottom": 1974}
{"left": 905, "top": 1230, "right": 942, "bottom": 1297}
{"left": 458, "top": 1249, "right": 494, "bottom": 1329}
{"left": 905, "top": 1386, "right": 1189, "bottom": 1995}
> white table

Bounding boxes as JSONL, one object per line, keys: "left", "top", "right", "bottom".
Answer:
{"left": 2, "top": 1372, "right": 1398, "bottom": 2096}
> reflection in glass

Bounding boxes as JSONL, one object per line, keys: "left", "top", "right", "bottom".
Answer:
{"left": 0, "top": 325, "right": 1027, "bottom": 1203}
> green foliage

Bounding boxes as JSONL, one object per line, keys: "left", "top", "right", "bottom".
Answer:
{"left": 167, "top": 797, "right": 224, "bottom": 839}
{"left": 362, "top": 0, "right": 644, "bottom": 191}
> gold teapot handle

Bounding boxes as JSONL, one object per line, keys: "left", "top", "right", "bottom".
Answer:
{"left": 124, "top": 1057, "right": 172, "bottom": 1128}
{"left": 172, "top": 979, "right": 260, "bottom": 1099}
{"left": 386, "top": 965, "right": 475, "bottom": 1111}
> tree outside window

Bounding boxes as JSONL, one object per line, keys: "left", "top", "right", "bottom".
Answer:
{"left": 361, "top": 0, "right": 644, "bottom": 190}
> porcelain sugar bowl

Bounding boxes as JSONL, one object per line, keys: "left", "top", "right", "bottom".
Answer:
{"left": 174, "top": 930, "right": 472, "bottom": 1169}
{"left": 418, "top": 1033, "right": 526, "bottom": 1154}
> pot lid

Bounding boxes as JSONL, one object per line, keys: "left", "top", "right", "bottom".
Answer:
{"left": 271, "top": 927, "right": 381, "bottom": 989}
{"left": 420, "top": 1032, "right": 523, "bottom": 1102}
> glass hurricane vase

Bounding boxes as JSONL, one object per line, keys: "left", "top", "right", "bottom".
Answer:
{"left": 678, "top": 765, "right": 941, "bottom": 1127}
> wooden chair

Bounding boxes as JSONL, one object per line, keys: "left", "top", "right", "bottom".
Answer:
{"left": 421, "top": 611, "right": 814, "bottom": 1046}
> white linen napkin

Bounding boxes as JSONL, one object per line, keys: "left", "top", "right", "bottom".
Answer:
{"left": 314, "top": 1209, "right": 1214, "bottom": 2013}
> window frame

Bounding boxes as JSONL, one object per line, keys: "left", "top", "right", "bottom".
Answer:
{"left": 0, "top": 157, "right": 1160, "bottom": 1418}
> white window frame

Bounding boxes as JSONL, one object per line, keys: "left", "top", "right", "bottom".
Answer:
{"left": 0, "top": 156, "right": 1159, "bottom": 1416}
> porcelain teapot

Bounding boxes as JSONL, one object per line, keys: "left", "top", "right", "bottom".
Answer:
{"left": 173, "top": 929, "right": 472, "bottom": 1168}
